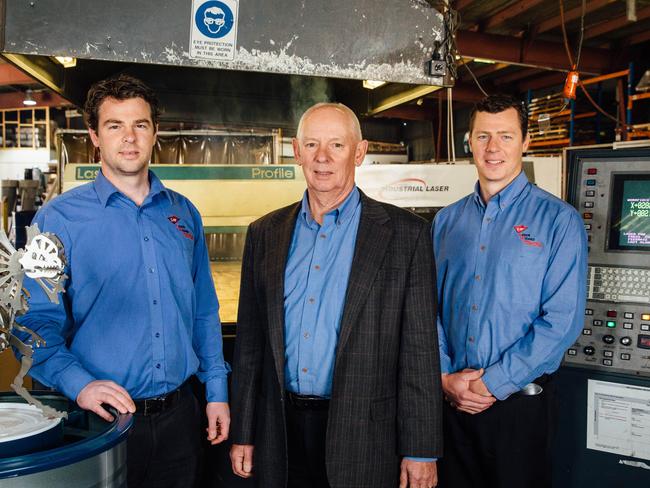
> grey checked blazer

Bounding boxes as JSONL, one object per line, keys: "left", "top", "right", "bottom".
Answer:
{"left": 230, "top": 191, "right": 443, "bottom": 488}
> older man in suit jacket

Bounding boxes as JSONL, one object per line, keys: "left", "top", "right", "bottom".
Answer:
{"left": 229, "top": 103, "right": 443, "bottom": 488}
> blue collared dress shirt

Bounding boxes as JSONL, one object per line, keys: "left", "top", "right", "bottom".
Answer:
{"left": 284, "top": 187, "right": 361, "bottom": 398}
{"left": 17, "top": 169, "right": 229, "bottom": 403}
{"left": 433, "top": 171, "right": 587, "bottom": 400}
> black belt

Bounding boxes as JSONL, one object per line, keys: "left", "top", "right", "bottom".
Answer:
{"left": 134, "top": 382, "right": 190, "bottom": 416}
{"left": 286, "top": 392, "right": 330, "bottom": 411}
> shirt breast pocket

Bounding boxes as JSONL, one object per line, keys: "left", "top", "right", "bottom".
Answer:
{"left": 502, "top": 247, "right": 547, "bottom": 305}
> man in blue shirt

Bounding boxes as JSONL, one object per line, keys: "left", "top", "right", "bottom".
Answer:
{"left": 433, "top": 94, "right": 587, "bottom": 488}
{"left": 17, "top": 75, "right": 230, "bottom": 487}
{"left": 229, "top": 103, "right": 443, "bottom": 488}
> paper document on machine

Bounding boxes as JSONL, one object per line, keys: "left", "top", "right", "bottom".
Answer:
{"left": 587, "top": 379, "right": 650, "bottom": 461}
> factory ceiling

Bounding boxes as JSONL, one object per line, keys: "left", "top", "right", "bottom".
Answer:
{"left": 0, "top": 1, "right": 648, "bottom": 124}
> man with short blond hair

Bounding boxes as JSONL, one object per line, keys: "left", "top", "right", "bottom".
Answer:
{"left": 230, "top": 102, "right": 443, "bottom": 488}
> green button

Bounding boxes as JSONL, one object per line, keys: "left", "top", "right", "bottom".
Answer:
{"left": 606, "top": 321, "right": 616, "bottom": 328}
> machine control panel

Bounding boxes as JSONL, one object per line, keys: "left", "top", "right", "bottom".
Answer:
{"left": 563, "top": 148, "right": 650, "bottom": 376}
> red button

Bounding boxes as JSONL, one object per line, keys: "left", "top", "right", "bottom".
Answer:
{"left": 607, "top": 310, "right": 617, "bottom": 318}
{"left": 583, "top": 213, "right": 593, "bottom": 219}
{"left": 587, "top": 168, "right": 597, "bottom": 175}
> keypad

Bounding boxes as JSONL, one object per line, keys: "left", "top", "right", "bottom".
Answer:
{"left": 587, "top": 266, "right": 650, "bottom": 303}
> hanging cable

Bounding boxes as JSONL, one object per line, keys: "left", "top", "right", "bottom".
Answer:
{"left": 461, "top": 62, "right": 489, "bottom": 97}
{"left": 574, "top": 0, "right": 586, "bottom": 70}
{"left": 558, "top": 0, "right": 574, "bottom": 67}
{"left": 579, "top": 81, "right": 621, "bottom": 125}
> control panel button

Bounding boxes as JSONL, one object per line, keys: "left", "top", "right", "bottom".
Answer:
{"left": 602, "top": 334, "right": 615, "bottom": 344}
{"left": 586, "top": 179, "right": 596, "bottom": 186}
{"left": 606, "top": 321, "right": 616, "bottom": 328}
{"left": 587, "top": 168, "right": 598, "bottom": 175}
{"left": 642, "top": 313, "right": 650, "bottom": 321}
{"left": 583, "top": 346, "right": 596, "bottom": 356}
{"left": 620, "top": 336, "right": 632, "bottom": 346}
{"left": 621, "top": 353, "right": 631, "bottom": 360}
{"left": 602, "top": 359, "right": 613, "bottom": 366}
{"left": 567, "top": 348, "right": 577, "bottom": 356}
{"left": 606, "top": 310, "right": 617, "bottom": 318}
{"left": 624, "top": 312, "right": 634, "bottom": 319}
{"left": 623, "top": 322, "right": 633, "bottom": 329}
{"left": 641, "top": 324, "right": 650, "bottom": 332}
{"left": 584, "top": 201, "right": 594, "bottom": 208}
{"left": 638, "top": 335, "right": 650, "bottom": 349}
{"left": 585, "top": 309, "right": 593, "bottom": 316}
{"left": 583, "top": 212, "right": 593, "bottom": 219}
{"left": 593, "top": 319, "right": 603, "bottom": 326}
{"left": 603, "top": 350, "right": 614, "bottom": 358}
{"left": 585, "top": 190, "right": 596, "bottom": 197}
{"left": 584, "top": 223, "right": 592, "bottom": 230}
{"left": 582, "top": 329, "right": 592, "bottom": 335}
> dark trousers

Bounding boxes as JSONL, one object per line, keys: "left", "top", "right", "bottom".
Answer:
{"left": 127, "top": 386, "right": 203, "bottom": 488}
{"left": 285, "top": 396, "right": 331, "bottom": 488}
{"left": 439, "top": 376, "right": 557, "bottom": 488}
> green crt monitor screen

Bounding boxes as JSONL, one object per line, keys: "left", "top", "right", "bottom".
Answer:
{"left": 608, "top": 173, "right": 650, "bottom": 252}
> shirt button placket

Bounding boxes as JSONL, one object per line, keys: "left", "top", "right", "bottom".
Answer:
{"left": 142, "top": 212, "right": 164, "bottom": 387}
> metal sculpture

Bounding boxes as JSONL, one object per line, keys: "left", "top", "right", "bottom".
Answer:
{"left": 0, "top": 224, "right": 67, "bottom": 419}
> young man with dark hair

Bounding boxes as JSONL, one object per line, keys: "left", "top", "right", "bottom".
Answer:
{"left": 18, "top": 74, "right": 230, "bottom": 487}
{"left": 433, "top": 94, "right": 587, "bottom": 487}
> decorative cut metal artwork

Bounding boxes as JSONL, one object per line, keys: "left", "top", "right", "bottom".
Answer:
{"left": 0, "top": 224, "right": 67, "bottom": 419}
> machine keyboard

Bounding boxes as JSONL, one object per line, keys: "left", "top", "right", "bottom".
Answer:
{"left": 587, "top": 266, "right": 650, "bottom": 303}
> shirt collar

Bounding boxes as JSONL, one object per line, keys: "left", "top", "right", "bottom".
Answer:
{"left": 473, "top": 170, "right": 530, "bottom": 210}
{"left": 94, "top": 168, "right": 171, "bottom": 207}
{"left": 300, "top": 186, "right": 360, "bottom": 227}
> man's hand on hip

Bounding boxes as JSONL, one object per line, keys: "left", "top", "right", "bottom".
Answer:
{"left": 230, "top": 444, "right": 254, "bottom": 478}
{"left": 400, "top": 459, "right": 437, "bottom": 488}
{"left": 441, "top": 368, "right": 496, "bottom": 414}
{"left": 206, "top": 401, "right": 230, "bottom": 444}
{"left": 76, "top": 380, "right": 135, "bottom": 422}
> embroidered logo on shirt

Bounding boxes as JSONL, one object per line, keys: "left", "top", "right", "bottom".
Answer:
{"left": 513, "top": 225, "right": 542, "bottom": 248}
{"left": 168, "top": 215, "right": 194, "bottom": 240}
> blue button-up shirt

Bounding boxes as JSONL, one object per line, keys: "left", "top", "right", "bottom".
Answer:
{"left": 284, "top": 187, "right": 361, "bottom": 397}
{"left": 17, "top": 170, "right": 229, "bottom": 403}
{"left": 433, "top": 171, "right": 587, "bottom": 400}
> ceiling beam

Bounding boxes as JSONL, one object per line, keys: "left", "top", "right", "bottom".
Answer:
{"left": 464, "top": 62, "right": 509, "bottom": 79}
{"left": 517, "top": 72, "right": 567, "bottom": 92}
{"left": 0, "top": 91, "right": 71, "bottom": 110}
{"left": 584, "top": 5, "right": 650, "bottom": 40}
{"left": 623, "top": 28, "right": 650, "bottom": 46}
{"left": 454, "top": 0, "right": 474, "bottom": 11}
{"left": 0, "top": 63, "right": 36, "bottom": 85}
{"left": 1, "top": 54, "right": 65, "bottom": 95}
{"left": 493, "top": 67, "right": 542, "bottom": 85}
{"left": 456, "top": 30, "right": 610, "bottom": 74}
{"left": 484, "top": 0, "right": 545, "bottom": 30}
{"left": 536, "top": 0, "right": 616, "bottom": 34}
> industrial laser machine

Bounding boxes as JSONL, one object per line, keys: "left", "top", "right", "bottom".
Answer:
{"left": 554, "top": 143, "right": 650, "bottom": 487}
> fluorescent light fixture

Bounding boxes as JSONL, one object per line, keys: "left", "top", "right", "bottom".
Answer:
{"left": 23, "top": 89, "right": 37, "bottom": 106}
{"left": 366, "top": 85, "right": 442, "bottom": 116}
{"left": 54, "top": 56, "right": 77, "bottom": 68}
{"left": 472, "top": 58, "right": 497, "bottom": 64}
{"left": 363, "top": 80, "right": 387, "bottom": 90}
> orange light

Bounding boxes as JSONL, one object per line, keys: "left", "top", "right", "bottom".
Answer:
{"left": 642, "top": 313, "right": 650, "bottom": 321}
{"left": 563, "top": 68, "right": 580, "bottom": 100}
